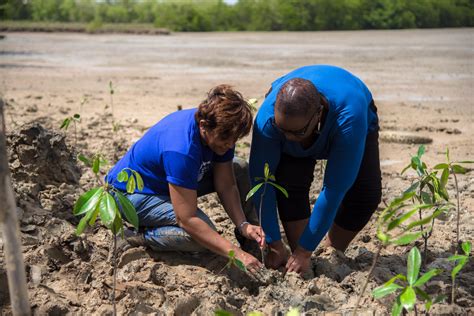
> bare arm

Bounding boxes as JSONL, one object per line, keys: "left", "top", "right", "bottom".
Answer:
{"left": 213, "top": 161, "right": 265, "bottom": 247}
{"left": 169, "top": 183, "right": 262, "bottom": 269}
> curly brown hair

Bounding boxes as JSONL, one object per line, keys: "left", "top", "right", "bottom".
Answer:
{"left": 195, "top": 84, "right": 253, "bottom": 141}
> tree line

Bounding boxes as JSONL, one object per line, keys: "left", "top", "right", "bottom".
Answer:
{"left": 1, "top": 0, "right": 473, "bottom": 31}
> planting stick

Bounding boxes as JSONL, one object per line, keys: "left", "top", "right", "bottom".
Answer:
{"left": 258, "top": 183, "right": 268, "bottom": 266}
{"left": 0, "top": 100, "right": 31, "bottom": 316}
{"left": 352, "top": 243, "right": 382, "bottom": 316}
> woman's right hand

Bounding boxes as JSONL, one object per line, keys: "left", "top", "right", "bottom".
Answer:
{"left": 235, "top": 249, "right": 262, "bottom": 275}
{"left": 265, "top": 240, "right": 289, "bottom": 269}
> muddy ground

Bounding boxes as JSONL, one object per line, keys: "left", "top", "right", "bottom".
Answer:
{"left": 0, "top": 29, "right": 473, "bottom": 315}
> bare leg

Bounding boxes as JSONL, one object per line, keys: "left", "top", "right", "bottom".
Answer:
{"left": 282, "top": 219, "right": 309, "bottom": 252}
{"left": 324, "top": 222, "right": 359, "bottom": 251}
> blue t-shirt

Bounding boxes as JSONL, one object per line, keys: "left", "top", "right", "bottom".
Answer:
{"left": 249, "top": 65, "right": 379, "bottom": 251}
{"left": 107, "top": 108, "right": 234, "bottom": 195}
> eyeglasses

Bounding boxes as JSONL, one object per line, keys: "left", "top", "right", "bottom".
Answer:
{"left": 271, "top": 109, "right": 320, "bottom": 137}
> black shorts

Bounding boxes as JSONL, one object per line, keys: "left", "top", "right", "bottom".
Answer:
{"left": 275, "top": 131, "right": 382, "bottom": 232}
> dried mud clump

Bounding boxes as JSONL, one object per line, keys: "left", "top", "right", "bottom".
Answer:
{"left": 7, "top": 122, "right": 81, "bottom": 210}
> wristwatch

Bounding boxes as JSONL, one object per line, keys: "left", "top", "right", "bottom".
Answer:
{"left": 238, "top": 221, "right": 250, "bottom": 234}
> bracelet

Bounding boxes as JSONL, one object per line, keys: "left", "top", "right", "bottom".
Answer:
{"left": 238, "top": 221, "right": 250, "bottom": 234}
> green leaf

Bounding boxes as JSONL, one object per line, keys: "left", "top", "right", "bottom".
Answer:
{"left": 73, "top": 188, "right": 104, "bottom": 216}
{"left": 88, "top": 204, "right": 100, "bottom": 226}
{"left": 383, "top": 274, "right": 407, "bottom": 287}
{"left": 452, "top": 165, "right": 466, "bottom": 174}
{"left": 268, "top": 174, "right": 276, "bottom": 181}
{"left": 447, "top": 255, "right": 466, "bottom": 261}
{"left": 401, "top": 163, "right": 411, "bottom": 175}
{"left": 268, "top": 182, "right": 288, "bottom": 198}
{"left": 73, "top": 188, "right": 99, "bottom": 215}
{"left": 245, "top": 182, "right": 263, "bottom": 201}
{"left": 389, "top": 191, "right": 416, "bottom": 208}
{"left": 248, "top": 312, "right": 264, "bottom": 316}
{"left": 400, "top": 287, "right": 416, "bottom": 310}
{"left": 126, "top": 175, "right": 136, "bottom": 194}
{"left": 445, "top": 148, "right": 450, "bottom": 163}
{"left": 264, "top": 163, "right": 270, "bottom": 180}
{"left": 111, "top": 210, "right": 123, "bottom": 235}
{"left": 392, "top": 232, "right": 422, "bottom": 246}
{"left": 407, "top": 247, "right": 421, "bottom": 285}
{"left": 417, "top": 145, "right": 425, "bottom": 158}
{"left": 76, "top": 210, "right": 94, "bottom": 235}
{"left": 77, "top": 154, "right": 91, "bottom": 166}
{"left": 373, "top": 283, "right": 403, "bottom": 299}
{"left": 391, "top": 296, "right": 403, "bottom": 316}
{"left": 461, "top": 241, "right": 471, "bottom": 255}
{"left": 405, "top": 210, "right": 440, "bottom": 231}
{"left": 376, "top": 230, "right": 390, "bottom": 243}
{"left": 132, "top": 170, "right": 144, "bottom": 191}
{"left": 214, "top": 311, "right": 233, "bottom": 316}
{"left": 60, "top": 117, "right": 71, "bottom": 130}
{"left": 115, "top": 191, "right": 139, "bottom": 229}
{"left": 411, "top": 156, "right": 421, "bottom": 170}
{"left": 451, "top": 258, "right": 468, "bottom": 280}
{"left": 455, "top": 160, "right": 474, "bottom": 164}
{"left": 92, "top": 157, "right": 100, "bottom": 174}
{"left": 413, "top": 269, "right": 442, "bottom": 287}
{"left": 387, "top": 205, "right": 424, "bottom": 231}
{"left": 440, "top": 168, "right": 449, "bottom": 190}
{"left": 117, "top": 170, "right": 129, "bottom": 182}
{"left": 404, "top": 181, "right": 420, "bottom": 194}
{"left": 254, "top": 176, "right": 264, "bottom": 182}
{"left": 99, "top": 192, "right": 117, "bottom": 227}
{"left": 228, "top": 250, "right": 235, "bottom": 259}
{"left": 234, "top": 258, "right": 247, "bottom": 272}
{"left": 433, "top": 163, "right": 449, "bottom": 170}
{"left": 73, "top": 113, "right": 81, "bottom": 120}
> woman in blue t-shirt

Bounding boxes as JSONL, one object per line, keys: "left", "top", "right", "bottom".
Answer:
{"left": 250, "top": 65, "right": 382, "bottom": 275}
{"left": 107, "top": 85, "right": 264, "bottom": 273}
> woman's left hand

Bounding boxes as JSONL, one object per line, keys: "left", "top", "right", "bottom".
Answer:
{"left": 241, "top": 223, "right": 266, "bottom": 248}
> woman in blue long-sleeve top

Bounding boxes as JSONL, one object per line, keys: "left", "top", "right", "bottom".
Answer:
{"left": 249, "top": 65, "right": 382, "bottom": 275}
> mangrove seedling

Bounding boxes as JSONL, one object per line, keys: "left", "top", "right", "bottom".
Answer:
{"left": 108, "top": 80, "right": 120, "bottom": 131}
{"left": 246, "top": 162, "right": 288, "bottom": 265}
{"left": 73, "top": 160, "right": 143, "bottom": 316}
{"left": 77, "top": 153, "right": 108, "bottom": 184}
{"left": 447, "top": 241, "right": 471, "bottom": 304}
{"left": 401, "top": 145, "right": 452, "bottom": 261}
{"left": 353, "top": 190, "right": 442, "bottom": 314}
{"left": 219, "top": 249, "right": 247, "bottom": 274}
{"left": 372, "top": 246, "right": 444, "bottom": 315}
{"left": 433, "top": 149, "right": 473, "bottom": 253}
{"left": 60, "top": 113, "right": 81, "bottom": 148}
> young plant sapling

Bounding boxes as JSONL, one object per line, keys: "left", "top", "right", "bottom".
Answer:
{"left": 246, "top": 162, "right": 288, "bottom": 266}
{"left": 108, "top": 80, "right": 120, "bottom": 131}
{"left": 73, "top": 159, "right": 143, "bottom": 316}
{"left": 433, "top": 149, "right": 473, "bottom": 253}
{"left": 219, "top": 249, "right": 247, "bottom": 274}
{"left": 60, "top": 113, "right": 81, "bottom": 148}
{"left": 353, "top": 191, "right": 439, "bottom": 314}
{"left": 372, "top": 246, "right": 444, "bottom": 315}
{"left": 401, "top": 145, "right": 452, "bottom": 262}
{"left": 447, "top": 241, "right": 471, "bottom": 304}
{"left": 77, "top": 153, "right": 108, "bottom": 184}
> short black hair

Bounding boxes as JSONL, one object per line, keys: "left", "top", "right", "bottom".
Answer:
{"left": 275, "top": 78, "right": 322, "bottom": 116}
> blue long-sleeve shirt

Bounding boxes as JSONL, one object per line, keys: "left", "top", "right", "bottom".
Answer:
{"left": 249, "top": 65, "right": 378, "bottom": 251}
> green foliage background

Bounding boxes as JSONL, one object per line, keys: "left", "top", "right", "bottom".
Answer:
{"left": 1, "top": 0, "right": 473, "bottom": 31}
